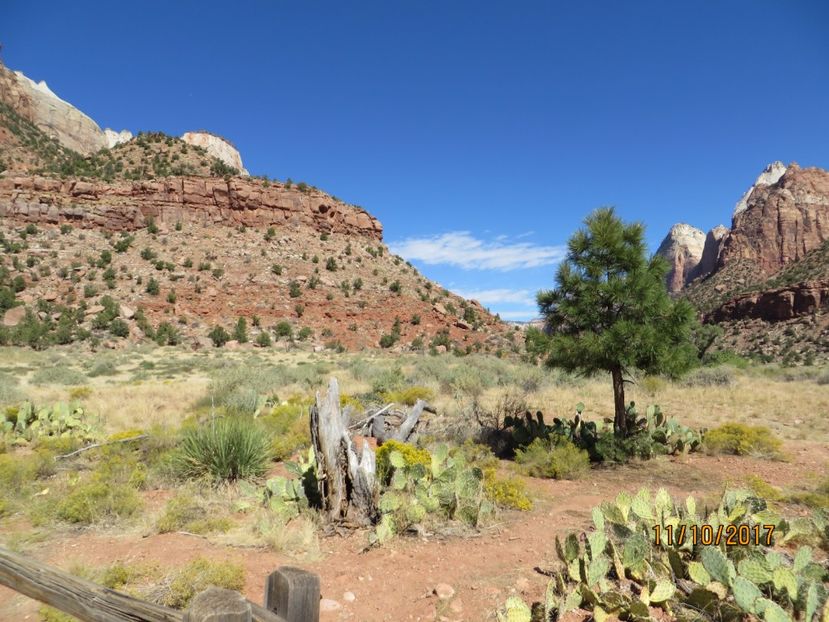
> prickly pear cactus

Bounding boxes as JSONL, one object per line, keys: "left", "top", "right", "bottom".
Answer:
{"left": 496, "top": 596, "right": 531, "bottom": 622}
{"left": 527, "top": 486, "right": 828, "bottom": 622}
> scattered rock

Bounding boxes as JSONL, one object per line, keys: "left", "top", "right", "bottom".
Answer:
{"left": 119, "top": 304, "right": 135, "bottom": 319}
{"left": 2, "top": 305, "right": 26, "bottom": 327}
{"left": 434, "top": 583, "right": 455, "bottom": 600}
{"left": 342, "top": 591, "right": 356, "bottom": 602}
{"left": 85, "top": 304, "right": 105, "bottom": 316}
{"left": 319, "top": 598, "right": 341, "bottom": 613}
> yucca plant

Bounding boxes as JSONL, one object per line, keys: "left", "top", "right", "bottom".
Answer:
{"left": 175, "top": 417, "right": 270, "bottom": 482}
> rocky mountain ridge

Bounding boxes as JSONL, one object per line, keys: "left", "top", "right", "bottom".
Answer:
{"left": 658, "top": 162, "right": 829, "bottom": 362}
{"left": 0, "top": 62, "right": 247, "bottom": 174}
{"left": 0, "top": 61, "right": 513, "bottom": 353}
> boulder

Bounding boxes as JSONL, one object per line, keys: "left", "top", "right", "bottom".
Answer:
{"left": 3, "top": 305, "right": 27, "bottom": 327}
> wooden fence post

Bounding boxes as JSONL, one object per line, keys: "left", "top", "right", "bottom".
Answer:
{"left": 184, "top": 587, "right": 251, "bottom": 622}
{"left": 265, "top": 567, "right": 320, "bottom": 622}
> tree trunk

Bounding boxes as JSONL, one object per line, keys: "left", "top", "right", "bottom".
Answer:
{"left": 611, "top": 366, "right": 627, "bottom": 437}
{"left": 310, "top": 378, "right": 378, "bottom": 526}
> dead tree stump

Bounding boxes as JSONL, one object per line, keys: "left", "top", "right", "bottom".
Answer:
{"left": 310, "top": 378, "right": 378, "bottom": 525}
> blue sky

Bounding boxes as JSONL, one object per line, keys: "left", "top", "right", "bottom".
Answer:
{"left": 3, "top": 1, "right": 829, "bottom": 320}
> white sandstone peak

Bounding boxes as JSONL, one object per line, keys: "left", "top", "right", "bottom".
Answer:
{"left": 733, "top": 161, "right": 787, "bottom": 217}
{"left": 104, "top": 128, "right": 133, "bottom": 148}
{"left": 181, "top": 131, "right": 248, "bottom": 175}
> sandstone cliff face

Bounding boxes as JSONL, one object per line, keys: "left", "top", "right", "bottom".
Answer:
{"left": 689, "top": 224, "right": 728, "bottom": 283}
{"left": 656, "top": 223, "right": 706, "bottom": 292}
{"left": 0, "top": 175, "right": 382, "bottom": 239}
{"left": 707, "top": 280, "right": 829, "bottom": 323}
{"left": 104, "top": 128, "right": 133, "bottom": 148}
{"left": 0, "top": 63, "right": 107, "bottom": 154}
{"left": 718, "top": 164, "right": 829, "bottom": 276}
{"left": 733, "top": 161, "right": 787, "bottom": 217}
{"left": 181, "top": 131, "right": 248, "bottom": 175}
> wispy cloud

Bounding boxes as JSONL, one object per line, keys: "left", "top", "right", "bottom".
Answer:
{"left": 452, "top": 288, "right": 537, "bottom": 307}
{"left": 389, "top": 231, "right": 565, "bottom": 271}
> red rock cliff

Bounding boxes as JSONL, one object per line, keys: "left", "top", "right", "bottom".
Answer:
{"left": 0, "top": 175, "right": 383, "bottom": 239}
{"left": 718, "top": 164, "right": 829, "bottom": 276}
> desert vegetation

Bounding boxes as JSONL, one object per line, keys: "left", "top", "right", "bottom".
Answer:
{"left": 0, "top": 209, "right": 827, "bottom": 621}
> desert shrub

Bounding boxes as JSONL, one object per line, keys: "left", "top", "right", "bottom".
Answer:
{"left": 259, "top": 400, "right": 311, "bottom": 461}
{"left": 174, "top": 416, "right": 270, "bottom": 482}
{"left": 52, "top": 450, "right": 146, "bottom": 524}
{"left": 202, "top": 365, "right": 285, "bottom": 414}
{"left": 381, "top": 385, "right": 434, "bottom": 406}
{"left": 255, "top": 513, "right": 320, "bottom": 558}
{"left": 233, "top": 317, "right": 248, "bottom": 343}
{"left": 156, "top": 492, "right": 231, "bottom": 535}
{"left": 0, "top": 371, "right": 26, "bottom": 405}
{"left": 639, "top": 375, "right": 667, "bottom": 395}
{"left": 0, "top": 452, "right": 46, "bottom": 491}
{"left": 681, "top": 365, "right": 736, "bottom": 387}
{"left": 88, "top": 360, "right": 118, "bottom": 377}
{"left": 160, "top": 558, "right": 245, "bottom": 609}
{"left": 275, "top": 321, "right": 293, "bottom": 338}
{"left": 68, "top": 386, "right": 93, "bottom": 400}
{"left": 515, "top": 438, "right": 590, "bottom": 479}
{"left": 370, "top": 365, "right": 407, "bottom": 395}
{"left": 788, "top": 472, "right": 829, "bottom": 509}
{"left": 56, "top": 480, "right": 142, "bottom": 524}
{"left": 31, "top": 365, "right": 87, "bottom": 386}
{"left": 593, "top": 430, "right": 661, "bottom": 463}
{"left": 254, "top": 331, "right": 272, "bottom": 347}
{"left": 207, "top": 325, "right": 229, "bottom": 347}
{"left": 376, "top": 439, "right": 431, "bottom": 485}
{"left": 483, "top": 467, "right": 532, "bottom": 511}
{"left": 704, "top": 423, "right": 783, "bottom": 459}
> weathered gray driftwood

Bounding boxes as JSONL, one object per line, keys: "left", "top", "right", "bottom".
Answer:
{"left": 0, "top": 545, "right": 183, "bottom": 622}
{"left": 265, "top": 567, "right": 320, "bottom": 622}
{"left": 310, "top": 378, "right": 378, "bottom": 525}
{"left": 365, "top": 399, "right": 430, "bottom": 445}
{"left": 184, "top": 588, "right": 251, "bottom": 622}
{"left": 0, "top": 546, "right": 318, "bottom": 622}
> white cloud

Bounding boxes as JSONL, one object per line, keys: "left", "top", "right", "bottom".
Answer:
{"left": 452, "top": 288, "right": 537, "bottom": 307}
{"left": 389, "top": 231, "right": 565, "bottom": 271}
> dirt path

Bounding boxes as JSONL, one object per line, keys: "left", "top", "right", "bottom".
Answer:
{"left": 1, "top": 445, "right": 826, "bottom": 622}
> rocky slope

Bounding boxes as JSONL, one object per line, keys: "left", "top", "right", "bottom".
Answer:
{"left": 0, "top": 63, "right": 511, "bottom": 353}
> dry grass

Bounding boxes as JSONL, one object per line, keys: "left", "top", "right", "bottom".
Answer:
{"left": 4, "top": 346, "right": 828, "bottom": 443}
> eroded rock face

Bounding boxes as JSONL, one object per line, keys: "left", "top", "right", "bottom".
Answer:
{"left": 104, "top": 128, "right": 133, "bottom": 148}
{"left": 689, "top": 224, "right": 729, "bottom": 283}
{"left": 0, "top": 175, "right": 382, "bottom": 239}
{"left": 0, "top": 63, "right": 107, "bottom": 154}
{"left": 733, "top": 161, "right": 787, "bottom": 217}
{"left": 181, "top": 131, "right": 248, "bottom": 175}
{"left": 656, "top": 223, "right": 706, "bottom": 292}
{"left": 707, "top": 281, "right": 829, "bottom": 323}
{"left": 718, "top": 164, "right": 829, "bottom": 276}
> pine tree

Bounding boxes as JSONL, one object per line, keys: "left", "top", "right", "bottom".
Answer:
{"left": 537, "top": 207, "right": 697, "bottom": 437}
